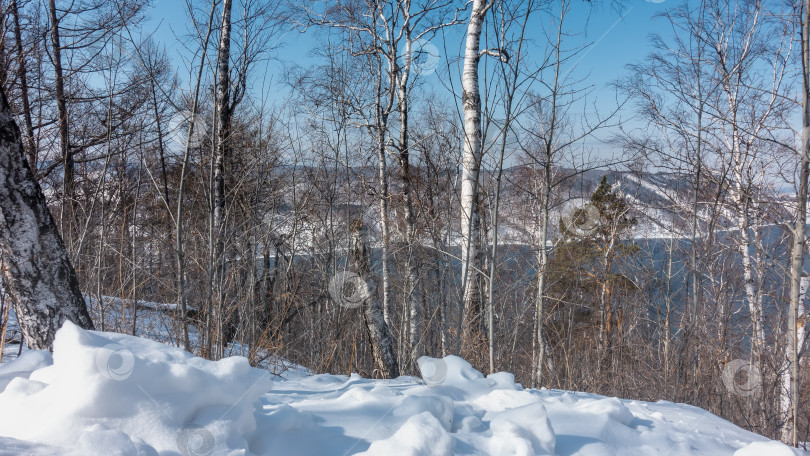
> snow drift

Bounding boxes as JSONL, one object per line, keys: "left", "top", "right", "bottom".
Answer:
{"left": 0, "top": 322, "right": 802, "bottom": 455}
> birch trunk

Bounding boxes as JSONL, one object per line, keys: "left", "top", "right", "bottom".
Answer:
{"left": 535, "top": 168, "right": 552, "bottom": 385}
{"left": 782, "top": 2, "right": 810, "bottom": 444}
{"left": 534, "top": 5, "right": 564, "bottom": 384}
{"left": 437, "top": 244, "right": 447, "bottom": 357}
{"left": 734, "top": 180, "right": 764, "bottom": 350}
{"left": 600, "top": 238, "right": 616, "bottom": 352}
{"left": 725, "top": 54, "right": 765, "bottom": 353}
{"left": 211, "top": 0, "right": 233, "bottom": 359}
{"left": 376, "top": 129, "right": 392, "bottom": 331}
{"left": 366, "top": 19, "right": 394, "bottom": 332}
{"left": 397, "top": 39, "right": 420, "bottom": 365}
{"left": 459, "top": 0, "right": 490, "bottom": 356}
{"left": 0, "top": 88, "right": 94, "bottom": 349}
{"left": 351, "top": 221, "right": 399, "bottom": 379}
{"left": 782, "top": 277, "right": 809, "bottom": 444}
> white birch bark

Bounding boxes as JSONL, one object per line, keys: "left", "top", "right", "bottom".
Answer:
{"left": 782, "top": 2, "right": 810, "bottom": 444}
{"left": 535, "top": 166, "right": 552, "bottom": 384}
{"left": 376, "top": 128, "right": 392, "bottom": 330}
{"left": 781, "top": 277, "right": 809, "bottom": 444}
{"left": 397, "top": 22, "right": 420, "bottom": 365}
{"left": 370, "top": 36, "right": 394, "bottom": 332}
{"left": 732, "top": 171, "right": 765, "bottom": 351}
{"left": 716, "top": 3, "right": 767, "bottom": 356}
{"left": 459, "top": 0, "right": 491, "bottom": 354}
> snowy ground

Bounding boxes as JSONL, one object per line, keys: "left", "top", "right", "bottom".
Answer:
{"left": 0, "top": 322, "right": 802, "bottom": 456}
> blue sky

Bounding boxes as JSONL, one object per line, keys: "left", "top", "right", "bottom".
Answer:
{"left": 141, "top": 0, "right": 674, "bottom": 159}
{"left": 561, "top": 0, "right": 672, "bottom": 96}
{"left": 143, "top": 0, "right": 671, "bottom": 94}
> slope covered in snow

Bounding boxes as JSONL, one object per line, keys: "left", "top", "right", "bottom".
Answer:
{"left": 0, "top": 322, "right": 802, "bottom": 456}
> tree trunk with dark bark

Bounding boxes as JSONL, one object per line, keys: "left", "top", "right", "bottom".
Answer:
{"left": 0, "top": 88, "right": 93, "bottom": 350}
{"left": 48, "top": 0, "right": 74, "bottom": 251}
{"left": 211, "top": 0, "right": 233, "bottom": 360}
{"left": 11, "top": 0, "right": 35, "bottom": 172}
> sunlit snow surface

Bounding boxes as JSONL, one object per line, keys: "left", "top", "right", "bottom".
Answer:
{"left": 0, "top": 322, "right": 802, "bottom": 456}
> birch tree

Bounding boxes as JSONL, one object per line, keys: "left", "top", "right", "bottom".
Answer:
{"left": 391, "top": 0, "right": 460, "bottom": 367}
{"left": 301, "top": 0, "right": 397, "bottom": 339}
{"left": 351, "top": 220, "right": 400, "bottom": 378}
{"left": 621, "top": 0, "right": 721, "bottom": 392}
{"left": 0, "top": 87, "right": 94, "bottom": 350}
{"left": 782, "top": 0, "right": 810, "bottom": 445}
{"left": 459, "top": 0, "right": 492, "bottom": 358}
{"left": 299, "top": 1, "right": 452, "bottom": 371}
{"left": 704, "top": 6, "right": 792, "bottom": 408}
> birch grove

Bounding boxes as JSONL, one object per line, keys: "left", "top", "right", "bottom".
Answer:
{"left": 1, "top": 0, "right": 810, "bottom": 446}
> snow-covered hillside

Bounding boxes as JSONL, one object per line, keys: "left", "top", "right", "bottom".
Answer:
{"left": 0, "top": 322, "right": 800, "bottom": 456}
